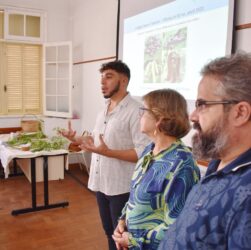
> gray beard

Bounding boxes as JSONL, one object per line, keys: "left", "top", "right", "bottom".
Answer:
{"left": 192, "top": 120, "right": 229, "bottom": 161}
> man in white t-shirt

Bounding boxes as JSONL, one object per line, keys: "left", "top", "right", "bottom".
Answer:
{"left": 62, "top": 60, "right": 149, "bottom": 250}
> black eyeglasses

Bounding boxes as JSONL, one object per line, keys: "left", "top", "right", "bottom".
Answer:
{"left": 139, "top": 107, "right": 152, "bottom": 116}
{"left": 195, "top": 99, "right": 239, "bottom": 112}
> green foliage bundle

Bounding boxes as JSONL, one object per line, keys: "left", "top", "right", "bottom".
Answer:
{"left": 7, "top": 131, "right": 68, "bottom": 152}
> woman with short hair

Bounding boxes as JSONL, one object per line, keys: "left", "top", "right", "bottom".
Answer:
{"left": 113, "top": 89, "right": 200, "bottom": 250}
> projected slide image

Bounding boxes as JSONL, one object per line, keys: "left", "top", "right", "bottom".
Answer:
{"left": 122, "top": 0, "right": 234, "bottom": 99}
{"left": 144, "top": 27, "right": 187, "bottom": 84}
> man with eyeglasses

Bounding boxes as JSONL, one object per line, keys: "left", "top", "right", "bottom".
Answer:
{"left": 158, "top": 53, "right": 251, "bottom": 250}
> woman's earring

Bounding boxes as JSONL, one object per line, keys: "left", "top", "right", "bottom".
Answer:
{"left": 153, "top": 129, "right": 157, "bottom": 136}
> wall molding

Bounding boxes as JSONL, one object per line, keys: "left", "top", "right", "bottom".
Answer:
{"left": 236, "top": 23, "right": 251, "bottom": 30}
{"left": 197, "top": 159, "right": 209, "bottom": 167}
{"left": 0, "top": 127, "right": 21, "bottom": 134}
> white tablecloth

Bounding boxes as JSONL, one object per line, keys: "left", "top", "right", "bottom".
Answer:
{"left": 0, "top": 134, "right": 68, "bottom": 178}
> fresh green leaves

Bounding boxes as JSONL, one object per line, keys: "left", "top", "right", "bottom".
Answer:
{"left": 7, "top": 132, "right": 68, "bottom": 152}
{"left": 29, "top": 136, "right": 68, "bottom": 152}
{"left": 7, "top": 131, "right": 46, "bottom": 146}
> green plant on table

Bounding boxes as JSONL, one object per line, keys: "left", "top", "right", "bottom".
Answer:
{"left": 7, "top": 131, "right": 68, "bottom": 152}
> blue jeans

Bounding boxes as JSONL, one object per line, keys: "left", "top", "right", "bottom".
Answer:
{"left": 96, "top": 191, "right": 130, "bottom": 250}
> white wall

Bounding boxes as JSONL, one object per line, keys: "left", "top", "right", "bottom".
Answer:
{"left": 71, "top": 0, "right": 118, "bottom": 132}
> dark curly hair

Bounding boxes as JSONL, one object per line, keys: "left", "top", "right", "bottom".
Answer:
{"left": 100, "top": 60, "right": 130, "bottom": 81}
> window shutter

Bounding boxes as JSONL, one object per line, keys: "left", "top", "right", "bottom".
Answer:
{"left": 4, "top": 43, "right": 41, "bottom": 115}
{"left": 6, "top": 43, "right": 23, "bottom": 114}
{"left": 23, "top": 44, "right": 42, "bottom": 113}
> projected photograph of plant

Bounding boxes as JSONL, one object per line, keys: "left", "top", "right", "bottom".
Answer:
{"left": 144, "top": 27, "right": 187, "bottom": 84}
{"left": 143, "top": 35, "right": 162, "bottom": 83}
{"left": 163, "top": 27, "right": 187, "bottom": 83}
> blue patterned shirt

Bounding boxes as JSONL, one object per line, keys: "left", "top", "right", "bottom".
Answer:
{"left": 158, "top": 147, "right": 251, "bottom": 250}
{"left": 120, "top": 140, "right": 200, "bottom": 250}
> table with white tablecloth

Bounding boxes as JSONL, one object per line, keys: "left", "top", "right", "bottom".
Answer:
{"left": 0, "top": 134, "right": 69, "bottom": 215}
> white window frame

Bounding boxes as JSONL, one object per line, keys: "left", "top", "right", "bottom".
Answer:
{"left": 2, "top": 6, "right": 45, "bottom": 43}
{"left": 43, "top": 41, "right": 72, "bottom": 118}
